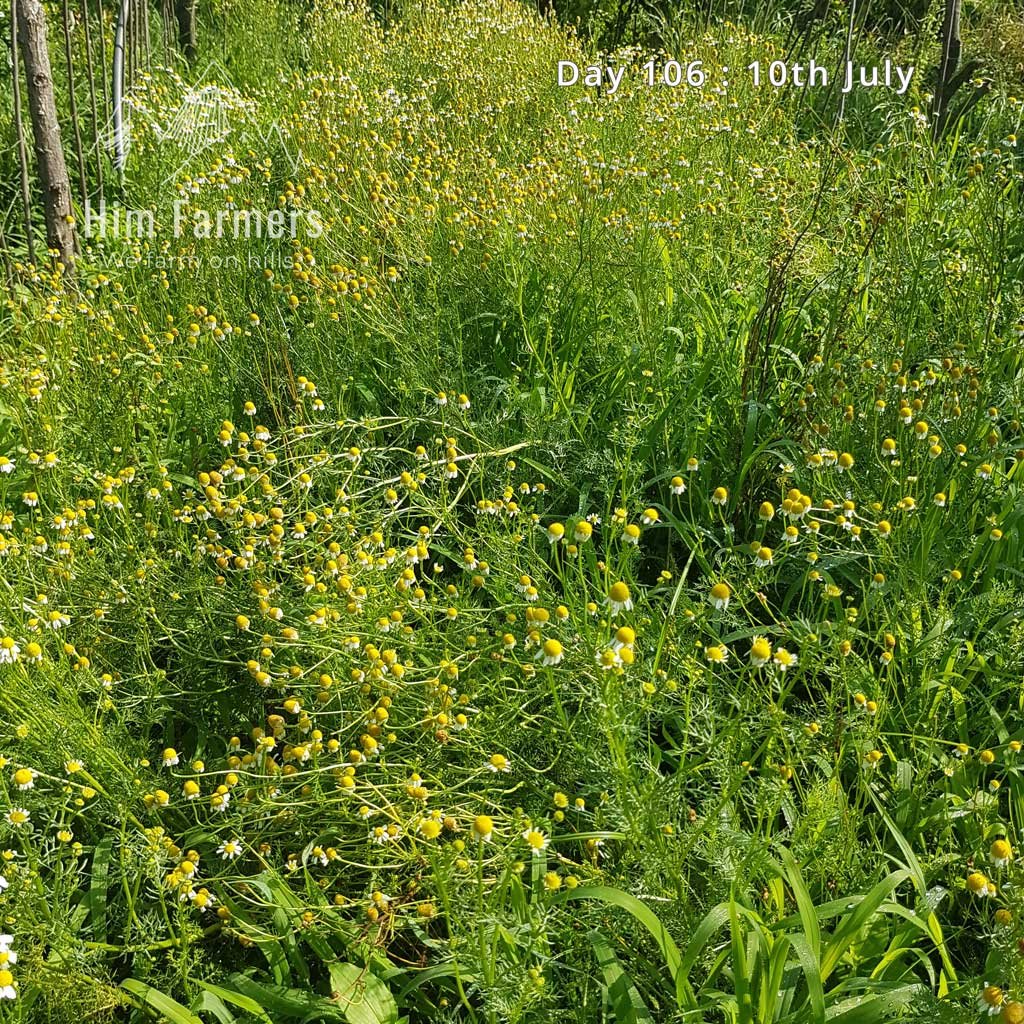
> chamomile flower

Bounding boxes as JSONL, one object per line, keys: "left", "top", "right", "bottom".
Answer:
{"left": 191, "top": 888, "right": 216, "bottom": 912}
{"left": 704, "top": 644, "right": 728, "bottom": 665}
{"left": 991, "top": 839, "right": 1013, "bottom": 868}
{"left": 749, "top": 637, "right": 771, "bottom": 667}
{"left": 538, "top": 638, "right": 564, "bottom": 666}
{"left": 606, "top": 581, "right": 633, "bottom": 614}
{"left": 1002, "top": 1002, "right": 1024, "bottom": 1024}
{"left": 862, "top": 749, "right": 883, "bottom": 769}
{"left": 44, "top": 610, "right": 70, "bottom": 630}
{"left": 967, "top": 871, "right": 995, "bottom": 898}
{"left": 486, "top": 754, "right": 512, "bottom": 773}
{"left": 772, "top": 647, "right": 797, "bottom": 671}
{"left": 217, "top": 839, "right": 243, "bottom": 860}
{"left": 522, "top": 828, "right": 549, "bottom": 854}
{"left": 0, "top": 638, "right": 19, "bottom": 665}
{"left": 709, "top": 582, "right": 731, "bottom": 610}
{"left": 612, "top": 626, "right": 635, "bottom": 652}
{"left": 980, "top": 986, "right": 1006, "bottom": 1015}
{"left": 573, "top": 520, "right": 593, "bottom": 542}
{"left": 420, "top": 819, "right": 443, "bottom": 840}
{"left": 4, "top": 809, "right": 30, "bottom": 828}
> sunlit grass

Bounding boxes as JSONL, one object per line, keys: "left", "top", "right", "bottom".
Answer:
{"left": 1, "top": 0, "right": 1024, "bottom": 1021}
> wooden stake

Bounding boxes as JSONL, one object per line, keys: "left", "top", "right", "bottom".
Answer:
{"left": 10, "top": 0, "right": 37, "bottom": 266}
{"left": 15, "top": 0, "right": 78, "bottom": 274}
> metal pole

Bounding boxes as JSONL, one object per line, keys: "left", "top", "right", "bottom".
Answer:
{"left": 61, "top": 0, "right": 89, "bottom": 207}
{"left": 112, "top": 0, "right": 130, "bottom": 173}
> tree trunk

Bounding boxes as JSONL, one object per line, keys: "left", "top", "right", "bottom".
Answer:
{"left": 15, "top": 0, "right": 76, "bottom": 275}
{"left": 174, "top": 0, "right": 196, "bottom": 60}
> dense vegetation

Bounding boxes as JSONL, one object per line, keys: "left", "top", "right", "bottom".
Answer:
{"left": 2, "top": 0, "right": 1024, "bottom": 1020}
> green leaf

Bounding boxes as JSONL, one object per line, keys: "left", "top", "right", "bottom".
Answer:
{"left": 826, "top": 983, "right": 924, "bottom": 1021}
{"left": 194, "top": 981, "right": 275, "bottom": 1023}
{"left": 225, "top": 974, "right": 345, "bottom": 1020}
{"left": 553, "top": 885, "right": 694, "bottom": 1011}
{"left": 680, "top": 902, "right": 731, "bottom": 976}
{"left": 395, "top": 964, "right": 476, "bottom": 1002}
{"left": 191, "top": 990, "right": 238, "bottom": 1024}
{"left": 820, "top": 871, "right": 911, "bottom": 981}
{"left": 759, "top": 933, "right": 791, "bottom": 1022}
{"left": 866, "top": 789, "right": 958, "bottom": 985}
{"left": 788, "top": 932, "right": 825, "bottom": 1023}
{"left": 778, "top": 849, "right": 821, "bottom": 964}
{"left": 588, "top": 931, "right": 656, "bottom": 1024}
{"left": 328, "top": 963, "right": 399, "bottom": 1024}
{"left": 120, "top": 979, "right": 204, "bottom": 1024}
{"left": 86, "top": 836, "right": 114, "bottom": 943}
{"left": 729, "top": 898, "right": 752, "bottom": 1024}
